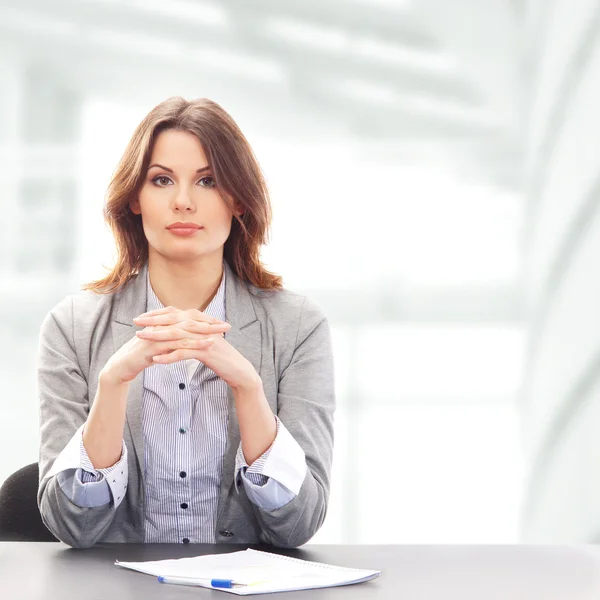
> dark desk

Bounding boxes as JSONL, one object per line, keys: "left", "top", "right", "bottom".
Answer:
{"left": 1, "top": 543, "right": 600, "bottom": 599}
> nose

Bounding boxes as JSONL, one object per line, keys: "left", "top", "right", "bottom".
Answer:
{"left": 172, "top": 188, "right": 195, "bottom": 212}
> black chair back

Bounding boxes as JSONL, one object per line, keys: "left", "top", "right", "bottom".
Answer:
{"left": 0, "top": 463, "right": 58, "bottom": 541}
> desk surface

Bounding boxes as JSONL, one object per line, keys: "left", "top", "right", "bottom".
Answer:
{"left": 2, "top": 543, "right": 600, "bottom": 599}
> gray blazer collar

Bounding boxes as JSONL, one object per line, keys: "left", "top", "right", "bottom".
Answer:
{"left": 111, "top": 259, "right": 263, "bottom": 496}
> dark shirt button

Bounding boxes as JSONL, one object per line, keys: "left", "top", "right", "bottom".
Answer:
{"left": 182, "top": 538, "right": 190, "bottom": 544}
{"left": 180, "top": 503, "right": 188, "bottom": 509}
{"left": 179, "top": 471, "right": 187, "bottom": 478}
{"left": 179, "top": 383, "right": 185, "bottom": 390}
{"left": 179, "top": 427, "right": 186, "bottom": 434}
{"left": 219, "top": 529, "right": 234, "bottom": 538}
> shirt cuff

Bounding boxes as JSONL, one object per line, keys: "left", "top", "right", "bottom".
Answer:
{"left": 57, "top": 469, "right": 111, "bottom": 508}
{"left": 78, "top": 428, "right": 127, "bottom": 479}
{"left": 239, "top": 473, "right": 298, "bottom": 511}
{"left": 235, "top": 415, "right": 307, "bottom": 496}
{"left": 235, "top": 417, "right": 277, "bottom": 488}
{"left": 48, "top": 423, "right": 128, "bottom": 509}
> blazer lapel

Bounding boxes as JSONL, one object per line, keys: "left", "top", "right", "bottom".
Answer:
{"left": 219, "top": 261, "right": 263, "bottom": 504}
{"left": 111, "top": 263, "right": 149, "bottom": 479}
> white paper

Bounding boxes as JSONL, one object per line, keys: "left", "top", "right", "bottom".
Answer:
{"left": 115, "top": 548, "right": 381, "bottom": 595}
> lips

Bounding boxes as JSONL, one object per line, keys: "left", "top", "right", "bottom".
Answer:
{"left": 166, "top": 223, "right": 203, "bottom": 237}
{"left": 167, "top": 223, "right": 202, "bottom": 230}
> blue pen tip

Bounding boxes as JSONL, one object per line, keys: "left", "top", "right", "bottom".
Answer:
{"left": 158, "top": 576, "right": 165, "bottom": 583}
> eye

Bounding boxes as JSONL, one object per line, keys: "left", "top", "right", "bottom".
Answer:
{"left": 198, "top": 176, "right": 216, "bottom": 188}
{"left": 151, "top": 175, "right": 173, "bottom": 187}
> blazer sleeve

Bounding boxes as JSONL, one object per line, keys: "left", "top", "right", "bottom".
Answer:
{"left": 36, "top": 296, "right": 120, "bottom": 548}
{"left": 249, "top": 296, "right": 336, "bottom": 547}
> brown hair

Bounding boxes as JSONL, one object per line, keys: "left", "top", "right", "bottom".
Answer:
{"left": 82, "top": 96, "right": 282, "bottom": 294}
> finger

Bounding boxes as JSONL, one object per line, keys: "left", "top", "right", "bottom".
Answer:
{"left": 137, "top": 327, "right": 217, "bottom": 341}
{"left": 188, "top": 308, "right": 227, "bottom": 325}
{"left": 137, "top": 327, "right": 183, "bottom": 341}
{"left": 134, "top": 312, "right": 225, "bottom": 326}
{"left": 155, "top": 336, "right": 214, "bottom": 354}
{"left": 184, "top": 320, "right": 231, "bottom": 334}
{"left": 133, "top": 313, "right": 184, "bottom": 326}
{"left": 136, "top": 306, "right": 177, "bottom": 318}
{"left": 137, "top": 321, "right": 230, "bottom": 339}
{"left": 151, "top": 337, "right": 214, "bottom": 356}
{"left": 136, "top": 305, "right": 225, "bottom": 321}
{"left": 153, "top": 344, "right": 213, "bottom": 363}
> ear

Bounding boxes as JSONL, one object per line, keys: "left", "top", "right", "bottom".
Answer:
{"left": 130, "top": 198, "right": 141, "bottom": 215}
{"left": 233, "top": 200, "right": 245, "bottom": 217}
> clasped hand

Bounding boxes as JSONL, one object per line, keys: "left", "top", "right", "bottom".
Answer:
{"left": 133, "top": 306, "right": 260, "bottom": 390}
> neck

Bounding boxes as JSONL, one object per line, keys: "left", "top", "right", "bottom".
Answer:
{"left": 147, "top": 251, "right": 225, "bottom": 312}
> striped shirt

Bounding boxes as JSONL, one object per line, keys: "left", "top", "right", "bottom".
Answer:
{"left": 142, "top": 267, "right": 229, "bottom": 543}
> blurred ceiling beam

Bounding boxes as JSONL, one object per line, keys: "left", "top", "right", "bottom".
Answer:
{"left": 0, "top": 7, "right": 508, "bottom": 138}
{"left": 1, "top": 1, "right": 486, "bottom": 117}
{"left": 411, "top": 0, "right": 525, "bottom": 142}
{"left": 221, "top": 0, "right": 432, "bottom": 48}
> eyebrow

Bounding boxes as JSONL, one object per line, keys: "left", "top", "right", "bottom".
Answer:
{"left": 147, "top": 164, "right": 211, "bottom": 174}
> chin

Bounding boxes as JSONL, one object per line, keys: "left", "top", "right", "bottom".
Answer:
{"left": 169, "top": 245, "right": 220, "bottom": 261}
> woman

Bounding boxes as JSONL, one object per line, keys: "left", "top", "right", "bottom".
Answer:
{"left": 37, "top": 97, "right": 335, "bottom": 549}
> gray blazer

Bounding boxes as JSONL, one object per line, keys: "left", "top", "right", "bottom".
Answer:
{"left": 37, "top": 260, "right": 335, "bottom": 548}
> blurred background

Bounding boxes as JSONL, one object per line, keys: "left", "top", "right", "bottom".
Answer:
{"left": 0, "top": 0, "right": 595, "bottom": 543}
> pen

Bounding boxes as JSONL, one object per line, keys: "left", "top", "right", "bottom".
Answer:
{"left": 157, "top": 575, "right": 251, "bottom": 588}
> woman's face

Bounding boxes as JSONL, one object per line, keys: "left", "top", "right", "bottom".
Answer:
{"left": 130, "top": 129, "right": 241, "bottom": 264}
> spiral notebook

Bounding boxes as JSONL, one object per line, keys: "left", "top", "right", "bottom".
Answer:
{"left": 115, "top": 548, "right": 381, "bottom": 595}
